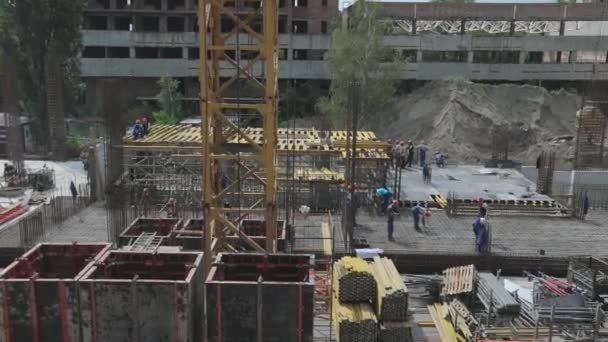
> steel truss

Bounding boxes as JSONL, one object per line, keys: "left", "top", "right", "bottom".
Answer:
{"left": 391, "top": 20, "right": 562, "bottom": 34}
{"left": 199, "top": 0, "right": 278, "bottom": 271}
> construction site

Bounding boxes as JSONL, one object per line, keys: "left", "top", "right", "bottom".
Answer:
{"left": 2, "top": 0, "right": 608, "bottom": 341}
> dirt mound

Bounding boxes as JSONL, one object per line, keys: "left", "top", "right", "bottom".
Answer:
{"left": 381, "top": 81, "right": 580, "bottom": 168}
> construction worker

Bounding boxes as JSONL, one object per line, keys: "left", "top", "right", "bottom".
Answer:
{"left": 376, "top": 186, "right": 392, "bottom": 215}
{"left": 422, "top": 163, "right": 431, "bottom": 184}
{"left": 406, "top": 141, "right": 415, "bottom": 168}
{"left": 583, "top": 195, "right": 590, "bottom": 220}
{"left": 417, "top": 141, "right": 428, "bottom": 167}
{"left": 472, "top": 216, "right": 489, "bottom": 253}
{"left": 141, "top": 117, "right": 150, "bottom": 136}
{"left": 161, "top": 197, "right": 177, "bottom": 218}
{"left": 69, "top": 181, "right": 78, "bottom": 201}
{"left": 132, "top": 119, "right": 144, "bottom": 140}
{"left": 3, "top": 163, "right": 16, "bottom": 186}
{"left": 434, "top": 151, "right": 446, "bottom": 168}
{"left": 411, "top": 202, "right": 426, "bottom": 232}
{"left": 479, "top": 198, "right": 488, "bottom": 218}
{"left": 398, "top": 141, "right": 407, "bottom": 169}
{"left": 387, "top": 200, "right": 398, "bottom": 242}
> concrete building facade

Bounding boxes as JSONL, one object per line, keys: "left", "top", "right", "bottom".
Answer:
{"left": 80, "top": 1, "right": 608, "bottom": 109}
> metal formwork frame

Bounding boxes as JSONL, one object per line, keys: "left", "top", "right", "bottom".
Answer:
{"left": 199, "top": 0, "right": 278, "bottom": 272}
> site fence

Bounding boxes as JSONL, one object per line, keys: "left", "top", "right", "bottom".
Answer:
{"left": 0, "top": 182, "right": 91, "bottom": 250}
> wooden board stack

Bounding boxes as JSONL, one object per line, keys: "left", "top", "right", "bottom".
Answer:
{"left": 442, "top": 264, "right": 477, "bottom": 296}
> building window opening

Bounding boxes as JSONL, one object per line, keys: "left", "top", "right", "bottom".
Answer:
{"left": 167, "top": 17, "right": 185, "bottom": 32}
{"left": 95, "top": 0, "right": 110, "bottom": 9}
{"left": 292, "top": 20, "right": 308, "bottom": 34}
{"left": 161, "top": 48, "right": 183, "bottom": 59}
{"left": 279, "top": 15, "right": 288, "bottom": 34}
{"left": 108, "top": 47, "right": 130, "bottom": 58}
{"left": 279, "top": 49, "right": 288, "bottom": 60}
{"left": 167, "top": 0, "right": 185, "bottom": 10}
{"left": 188, "top": 48, "right": 199, "bottom": 60}
{"left": 142, "top": 16, "right": 160, "bottom": 31}
{"left": 279, "top": 0, "right": 286, "bottom": 8}
{"left": 82, "top": 47, "right": 106, "bottom": 58}
{"left": 292, "top": 0, "right": 307, "bottom": 7}
{"left": 116, "top": 0, "right": 128, "bottom": 9}
{"left": 115, "top": 16, "right": 132, "bottom": 31}
{"left": 293, "top": 49, "right": 308, "bottom": 60}
{"left": 322, "top": 0, "right": 328, "bottom": 6}
{"left": 321, "top": 21, "right": 328, "bottom": 34}
{"left": 135, "top": 47, "right": 159, "bottom": 59}
{"left": 221, "top": 15, "right": 235, "bottom": 33}
{"left": 88, "top": 16, "right": 108, "bottom": 30}
{"left": 143, "top": 0, "right": 161, "bottom": 10}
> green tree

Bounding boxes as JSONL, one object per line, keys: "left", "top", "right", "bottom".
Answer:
{"left": 279, "top": 81, "right": 327, "bottom": 122}
{"left": 0, "top": 0, "right": 86, "bottom": 144}
{"left": 432, "top": 0, "right": 474, "bottom": 3}
{"left": 152, "top": 76, "right": 184, "bottom": 124}
{"left": 316, "top": 0, "right": 400, "bottom": 130}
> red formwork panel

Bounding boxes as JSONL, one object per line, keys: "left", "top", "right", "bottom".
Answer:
{"left": 0, "top": 242, "right": 111, "bottom": 342}
{"left": 174, "top": 218, "right": 204, "bottom": 250}
{"left": 232, "top": 220, "right": 287, "bottom": 251}
{"left": 206, "top": 253, "right": 315, "bottom": 342}
{"left": 118, "top": 217, "right": 181, "bottom": 247}
{"left": 78, "top": 251, "right": 204, "bottom": 342}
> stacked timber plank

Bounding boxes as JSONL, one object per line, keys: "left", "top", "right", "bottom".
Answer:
{"left": 447, "top": 298, "right": 478, "bottom": 340}
{"left": 442, "top": 264, "right": 477, "bottom": 296}
{"left": 477, "top": 272, "right": 520, "bottom": 315}
{"left": 334, "top": 256, "right": 376, "bottom": 302}
{"left": 370, "top": 256, "right": 408, "bottom": 321}
{"left": 428, "top": 303, "right": 461, "bottom": 342}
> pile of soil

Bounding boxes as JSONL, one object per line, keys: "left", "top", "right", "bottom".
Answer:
{"left": 380, "top": 81, "right": 580, "bottom": 168}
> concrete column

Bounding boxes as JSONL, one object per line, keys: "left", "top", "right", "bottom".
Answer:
{"left": 569, "top": 51, "right": 577, "bottom": 64}
{"left": 162, "top": 0, "right": 168, "bottom": 11}
{"left": 160, "top": 16, "right": 167, "bottom": 32}
{"left": 108, "top": 15, "right": 114, "bottom": 30}
{"left": 510, "top": 20, "right": 516, "bottom": 36}
{"left": 467, "top": 51, "right": 474, "bottom": 64}
{"left": 183, "top": 47, "right": 188, "bottom": 59}
{"left": 460, "top": 20, "right": 466, "bottom": 35}
{"left": 416, "top": 50, "right": 422, "bottom": 63}
{"left": 412, "top": 19, "right": 416, "bottom": 35}
{"left": 519, "top": 51, "right": 526, "bottom": 64}
{"left": 130, "top": 47, "right": 136, "bottom": 58}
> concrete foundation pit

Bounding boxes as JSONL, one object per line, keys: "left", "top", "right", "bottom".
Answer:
{"left": 118, "top": 217, "right": 181, "bottom": 247}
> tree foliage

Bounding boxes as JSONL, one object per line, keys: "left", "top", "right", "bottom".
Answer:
{"left": 317, "top": 0, "right": 401, "bottom": 130}
{"left": 152, "top": 76, "right": 184, "bottom": 124}
{"left": 279, "top": 81, "right": 327, "bottom": 122}
{"left": 0, "top": 0, "right": 86, "bottom": 143}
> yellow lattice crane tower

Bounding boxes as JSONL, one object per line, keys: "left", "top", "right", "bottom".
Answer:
{"left": 198, "top": 0, "right": 279, "bottom": 272}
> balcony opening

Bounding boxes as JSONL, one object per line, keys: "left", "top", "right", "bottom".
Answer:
{"left": 143, "top": 0, "right": 161, "bottom": 10}
{"left": 321, "top": 21, "right": 328, "bottom": 34}
{"left": 307, "top": 50, "right": 325, "bottom": 61}
{"left": 95, "top": 0, "right": 110, "bottom": 9}
{"left": 108, "top": 47, "right": 130, "bottom": 58}
{"left": 88, "top": 16, "right": 108, "bottom": 30}
{"left": 167, "top": 0, "right": 185, "bottom": 10}
{"left": 279, "top": 0, "right": 286, "bottom": 8}
{"left": 116, "top": 0, "right": 128, "bottom": 9}
{"left": 115, "top": 16, "right": 132, "bottom": 31}
{"left": 135, "top": 47, "right": 159, "bottom": 58}
{"left": 142, "top": 16, "right": 160, "bottom": 31}
{"left": 221, "top": 15, "right": 235, "bottom": 33}
{"left": 292, "top": 20, "right": 308, "bottom": 34}
{"left": 188, "top": 48, "right": 199, "bottom": 59}
{"left": 161, "top": 47, "right": 183, "bottom": 59}
{"left": 167, "top": 17, "right": 185, "bottom": 32}
{"left": 293, "top": 49, "right": 308, "bottom": 60}
{"left": 82, "top": 46, "right": 106, "bottom": 58}
{"left": 279, "top": 48, "right": 288, "bottom": 60}
{"left": 279, "top": 15, "right": 287, "bottom": 33}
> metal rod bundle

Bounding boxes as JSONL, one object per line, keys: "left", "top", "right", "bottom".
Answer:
{"left": 332, "top": 293, "right": 378, "bottom": 342}
{"left": 370, "top": 256, "right": 408, "bottom": 321}
{"left": 379, "top": 321, "right": 413, "bottom": 342}
{"left": 477, "top": 272, "right": 520, "bottom": 315}
{"left": 334, "top": 256, "right": 376, "bottom": 303}
{"left": 535, "top": 305, "right": 598, "bottom": 323}
{"left": 442, "top": 264, "right": 477, "bottom": 296}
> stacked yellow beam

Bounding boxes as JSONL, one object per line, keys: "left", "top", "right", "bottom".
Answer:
{"left": 332, "top": 293, "right": 378, "bottom": 342}
{"left": 370, "top": 256, "right": 408, "bottom": 321}
{"left": 334, "top": 257, "right": 376, "bottom": 303}
{"left": 447, "top": 299, "right": 478, "bottom": 341}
